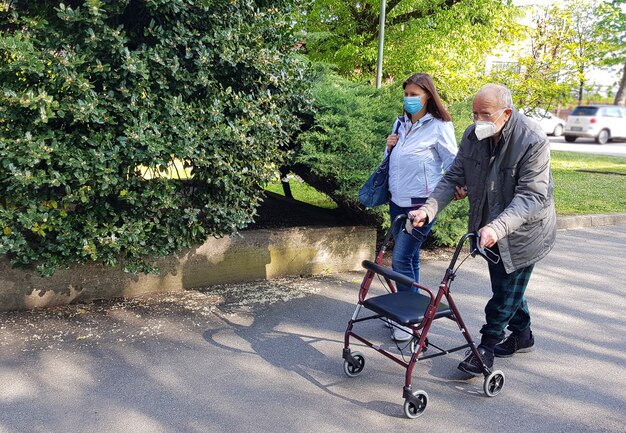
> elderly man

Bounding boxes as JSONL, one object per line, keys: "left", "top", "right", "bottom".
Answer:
{"left": 409, "top": 84, "right": 556, "bottom": 375}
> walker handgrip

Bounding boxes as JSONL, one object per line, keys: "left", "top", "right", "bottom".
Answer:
{"left": 473, "top": 232, "right": 501, "bottom": 264}
{"left": 361, "top": 260, "right": 416, "bottom": 289}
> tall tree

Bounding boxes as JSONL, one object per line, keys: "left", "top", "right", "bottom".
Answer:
{"left": 490, "top": 1, "right": 579, "bottom": 112}
{"left": 566, "top": 0, "right": 604, "bottom": 105}
{"left": 490, "top": 0, "right": 624, "bottom": 110}
{"left": 594, "top": 0, "right": 626, "bottom": 105}
{"left": 295, "top": 0, "right": 520, "bottom": 101}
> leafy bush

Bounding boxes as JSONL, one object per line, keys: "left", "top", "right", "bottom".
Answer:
{"left": 291, "top": 65, "right": 400, "bottom": 221}
{"left": 291, "top": 66, "right": 468, "bottom": 246}
{"left": 0, "top": 0, "right": 311, "bottom": 276}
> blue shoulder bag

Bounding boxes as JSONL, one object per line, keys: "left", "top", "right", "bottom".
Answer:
{"left": 358, "top": 118, "right": 403, "bottom": 208}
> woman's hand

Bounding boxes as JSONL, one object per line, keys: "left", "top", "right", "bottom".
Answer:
{"left": 386, "top": 134, "right": 399, "bottom": 152}
{"left": 453, "top": 185, "right": 468, "bottom": 201}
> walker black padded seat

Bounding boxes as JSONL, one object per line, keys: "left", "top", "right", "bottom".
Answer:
{"left": 361, "top": 260, "right": 453, "bottom": 325}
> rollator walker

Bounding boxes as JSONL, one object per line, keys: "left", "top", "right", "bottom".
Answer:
{"left": 342, "top": 215, "right": 505, "bottom": 418}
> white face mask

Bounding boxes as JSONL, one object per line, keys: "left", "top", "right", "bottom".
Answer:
{"left": 474, "top": 110, "right": 505, "bottom": 140}
{"left": 474, "top": 121, "right": 498, "bottom": 140}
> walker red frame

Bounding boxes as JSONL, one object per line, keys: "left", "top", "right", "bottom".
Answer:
{"left": 341, "top": 215, "right": 505, "bottom": 418}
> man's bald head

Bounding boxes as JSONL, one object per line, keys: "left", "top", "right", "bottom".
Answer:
{"left": 475, "top": 84, "right": 513, "bottom": 109}
{"left": 472, "top": 84, "right": 514, "bottom": 141}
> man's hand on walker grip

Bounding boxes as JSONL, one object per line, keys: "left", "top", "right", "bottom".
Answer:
{"left": 408, "top": 209, "right": 428, "bottom": 227}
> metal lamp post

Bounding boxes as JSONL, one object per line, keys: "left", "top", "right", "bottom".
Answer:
{"left": 375, "top": 0, "right": 386, "bottom": 89}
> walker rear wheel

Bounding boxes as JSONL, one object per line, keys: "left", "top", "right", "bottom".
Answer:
{"left": 343, "top": 351, "right": 365, "bottom": 377}
{"left": 483, "top": 370, "right": 505, "bottom": 397}
{"left": 403, "top": 390, "right": 428, "bottom": 419}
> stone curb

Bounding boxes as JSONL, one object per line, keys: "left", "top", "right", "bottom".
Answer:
{"left": 556, "top": 212, "right": 626, "bottom": 230}
{"left": 0, "top": 225, "right": 376, "bottom": 312}
{"left": 2, "top": 213, "right": 624, "bottom": 312}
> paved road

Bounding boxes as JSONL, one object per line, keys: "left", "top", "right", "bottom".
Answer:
{"left": 1, "top": 225, "right": 626, "bottom": 433}
{"left": 549, "top": 136, "right": 626, "bottom": 158}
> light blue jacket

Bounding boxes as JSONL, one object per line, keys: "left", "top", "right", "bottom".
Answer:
{"left": 387, "top": 113, "right": 458, "bottom": 207}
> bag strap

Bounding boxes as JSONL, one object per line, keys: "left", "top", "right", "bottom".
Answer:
{"left": 393, "top": 116, "right": 403, "bottom": 135}
{"left": 388, "top": 116, "right": 404, "bottom": 155}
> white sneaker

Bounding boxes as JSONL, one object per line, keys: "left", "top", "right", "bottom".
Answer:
{"left": 391, "top": 321, "right": 413, "bottom": 342}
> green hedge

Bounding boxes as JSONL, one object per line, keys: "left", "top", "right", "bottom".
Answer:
{"left": 291, "top": 66, "right": 469, "bottom": 246}
{"left": 0, "top": 0, "right": 311, "bottom": 275}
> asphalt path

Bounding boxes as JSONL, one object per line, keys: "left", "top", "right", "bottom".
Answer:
{"left": 549, "top": 135, "right": 626, "bottom": 158}
{"left": 1, "top": 225, "right": 626, "bottom": 433}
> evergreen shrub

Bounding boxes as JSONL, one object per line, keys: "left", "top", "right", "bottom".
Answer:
{"left": 0, "top": 0, "right": 311, "bottom": 275}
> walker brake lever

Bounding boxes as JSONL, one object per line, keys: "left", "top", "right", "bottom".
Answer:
{"left": 473, "top": 232, "right": 501, "bottom": 264}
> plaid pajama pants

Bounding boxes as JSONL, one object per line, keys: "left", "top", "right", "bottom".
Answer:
{"left": 480, "top": 249, "right": 535, "bottom": 341}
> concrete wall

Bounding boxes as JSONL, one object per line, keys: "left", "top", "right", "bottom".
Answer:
{"left": 0, "top": 226, "right": 376, "bottom": 312}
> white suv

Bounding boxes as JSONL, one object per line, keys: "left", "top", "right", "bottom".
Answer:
{"left": 563, "top": 105, "right": 626, "bottom": 144}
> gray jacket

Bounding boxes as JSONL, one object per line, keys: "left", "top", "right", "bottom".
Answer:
{"left": 420, "top": 108, "right": 556, "bottom": 273}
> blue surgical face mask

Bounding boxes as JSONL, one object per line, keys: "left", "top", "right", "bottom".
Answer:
{"left": 403, "top": 96, "right": 423, "bottom": 115}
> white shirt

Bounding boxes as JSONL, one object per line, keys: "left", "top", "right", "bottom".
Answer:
{"left": 387, "top": 113, "right": 458, "bottom": 207}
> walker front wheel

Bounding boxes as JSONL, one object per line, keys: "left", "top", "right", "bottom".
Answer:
{"left": 403, "top": 390, "right": 428, "bottom": 419}
{"left": 343, "top": 351, "right": 365, "bottom": 377}
{"left": 483, "top": 370, "right": 505, "bottom": 397}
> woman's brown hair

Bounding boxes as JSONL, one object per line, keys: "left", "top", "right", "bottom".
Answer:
{"left": 402, "top": 73, "right": 452, "bottom": 122}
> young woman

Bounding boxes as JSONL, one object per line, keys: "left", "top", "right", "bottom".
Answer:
{"left": 385, "top": 73, "right": 458, "bottom": 342}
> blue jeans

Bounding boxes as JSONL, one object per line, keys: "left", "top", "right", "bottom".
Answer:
{"left": 389, "top": 199, "right": 435, "bottom": 292}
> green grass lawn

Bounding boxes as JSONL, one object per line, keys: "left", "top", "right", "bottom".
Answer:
{"left": 551, "top": 151, "right": 626, "bottom": 215}
{"left": 267, "top": 151, "right": 626, "bottom": 216}
{"left": 265, "top": 178, "right": 338, "bottom": 209}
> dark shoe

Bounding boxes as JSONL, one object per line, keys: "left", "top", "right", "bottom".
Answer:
{"left": 494, "top": 331, "right": 535, "bottom": 358}
{"left": 458, "top": 345, "right": 494, "bottom": 376}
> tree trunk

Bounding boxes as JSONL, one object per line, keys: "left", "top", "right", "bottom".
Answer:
{"left": 614, "top": 60, "right": 626, "bottom": 106}
{"left": 578, "top": 78, "right": 584, "bottom": 105}
{"left": 290, "top": 163, "right": 382, "bottom": 227}
{"left": 279, "top": 166, "right": 293, "bottom": 199}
